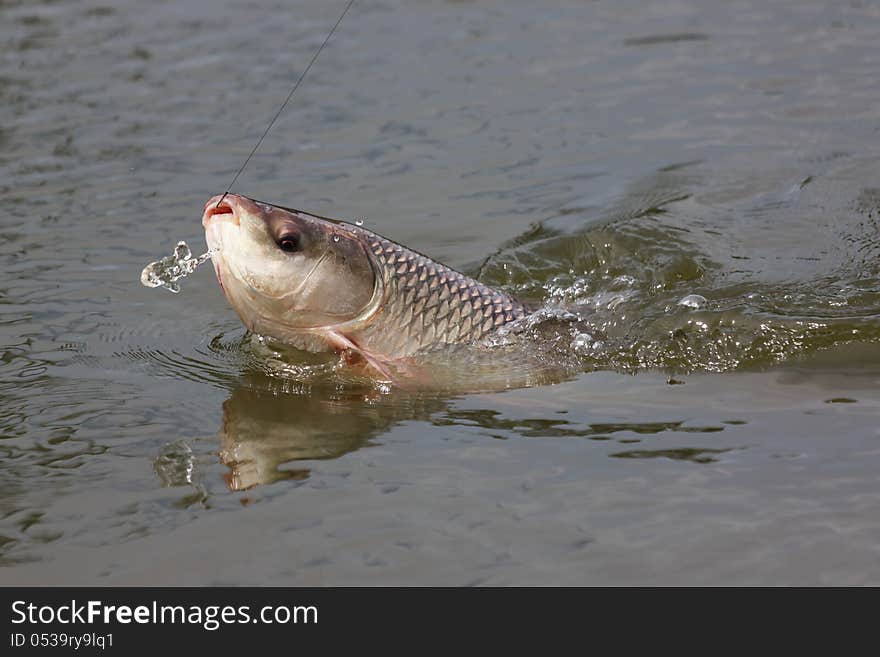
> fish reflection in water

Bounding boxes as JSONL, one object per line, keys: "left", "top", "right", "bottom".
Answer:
{"left": 216, "top": 381, "right": 451, "bottom": 491}
{"left": 219, "top": 389, "right": 368, "bottom": 490}
{"left": 150, "top": 387, "right": 392, "bottom": 494}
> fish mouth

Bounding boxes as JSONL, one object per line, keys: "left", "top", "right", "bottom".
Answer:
{"left": 202, "top": 194, "right": 239, "bottom": 228}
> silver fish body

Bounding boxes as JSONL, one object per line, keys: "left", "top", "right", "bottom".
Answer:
{"left": 202, "top": 194, "right": 526, "bottom": 367}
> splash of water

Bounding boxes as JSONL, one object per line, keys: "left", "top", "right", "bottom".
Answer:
{"left": 140, "top": 241, "right": 213, "bottom": 294}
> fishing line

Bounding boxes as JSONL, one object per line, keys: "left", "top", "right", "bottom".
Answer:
{"left": 216, "top": 0, "right": 356, "bottom": 208}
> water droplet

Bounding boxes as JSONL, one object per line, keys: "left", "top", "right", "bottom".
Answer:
{"left": 173, "top": 242, "right": 192, "bottom": 262}
{"left": 140, "top": 240, "right": 213, "bottom": 293}
{"left": 677, "top": 294, "right": 708, "bottom": 309}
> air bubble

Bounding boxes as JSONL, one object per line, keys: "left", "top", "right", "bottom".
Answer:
{"left": 355, "top": 218, "right": 364, "bottom": 226}
{"left": 677, "top": 294, "right": 708, "bottom": 310}
{"left": 332, "top": 235, "right": 340, "bottom": 242}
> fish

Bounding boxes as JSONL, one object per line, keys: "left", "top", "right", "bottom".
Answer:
{"left": 202, "top": 194, "right": 527, "bottom": 377}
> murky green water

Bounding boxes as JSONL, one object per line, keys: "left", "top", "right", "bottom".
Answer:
{"left": 2, "top": 0, "right": 880, "bottom": 585}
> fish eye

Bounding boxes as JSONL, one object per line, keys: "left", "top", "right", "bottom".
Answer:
{"left": 277, "top": 235, "right": 299, "bottom": 253}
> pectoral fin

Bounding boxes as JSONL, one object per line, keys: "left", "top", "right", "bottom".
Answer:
{"left": 325, "top": 331, "right": 396, "bottom": 381}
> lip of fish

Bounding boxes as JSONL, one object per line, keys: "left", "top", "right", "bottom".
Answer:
{"left": 201, "top": 195, "right": 239, "bottom": 228}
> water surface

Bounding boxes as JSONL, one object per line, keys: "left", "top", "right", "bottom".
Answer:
{"left": 2, "top": 0, "right": 880, "bottom": 585}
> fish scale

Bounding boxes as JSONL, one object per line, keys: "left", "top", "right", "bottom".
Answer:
{"left": 354, "top": 229, "right": 526, "bottom": 356}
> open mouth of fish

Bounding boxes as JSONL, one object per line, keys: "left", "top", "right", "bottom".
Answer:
{"left": 202, "top": 197, "right": 238, "bottom": 227}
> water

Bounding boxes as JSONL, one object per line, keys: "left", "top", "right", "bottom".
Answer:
{"left": 140, "top": 241, "right": 212, "bottom": 293}
{"left": 2, "top": 0, "right": 880, "bottom": 585}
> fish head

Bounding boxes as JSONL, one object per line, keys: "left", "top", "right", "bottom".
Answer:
{"left": 202, "top": 194, "right": 377, "bottom": 335}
